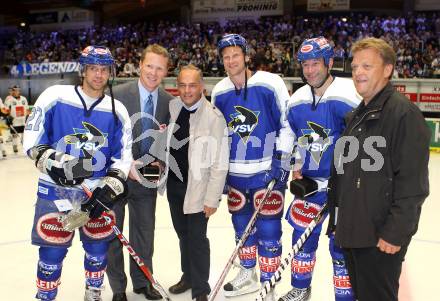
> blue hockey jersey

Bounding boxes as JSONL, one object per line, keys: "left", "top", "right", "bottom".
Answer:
{"left": 23, "top": 85, "right": 133, "bottom": 193}
{"left": 287, "top": 77, "right": 361, "bottom": 180}
{"left": 211, "top": 71, "right": 293, "bottom": 189}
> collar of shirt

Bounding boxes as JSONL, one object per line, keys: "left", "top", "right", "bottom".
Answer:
{"left": 182, "top": 97, "right": 203, "bottom": 112}
{"left": 138, "top": 80, "right": 159, "bottom": 116}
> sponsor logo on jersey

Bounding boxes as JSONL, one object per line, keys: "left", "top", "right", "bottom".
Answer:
{"left": 259, "top": 256, "right": 281, "bottom": 273}
{"left": 38, "top": 185, "right": 49, "bottom": 195}
{"left": 36, "top": 278, "right": 61, "bottom": 291}
{"left": 227, "top": 187, "right": 246, "bottom": 212}
{"left": 333, "top": 275, "right": 352, "bottom": 289}
{"left": 64, "top": 121, "right": 108, "bottom": 159}
{"left": 38, "top": 261, "right": 60, "bottom": 277}
{"left": 292, "top": 257, "right": 316, "bottom": 274}
{"left": 290, "top": 199, "right": 322, "bottom": 228}
{"left": 37, "top": 212, "right": 73, "bottom": 244}
{"left": 333, "top": 259, "right": 346, "bottom": 268}
{"left": 239, "top": 245, "right": 257, "bottom": 261}
{"left": 85, "top": 270, "right": 105, "bottom": 279}
{"left": 228, "top": 106, "right": 260, "bottom": 143}
{"left": 297, "top": 121, "right": 332, "bottom": 165}
{"left": 253, "top": 189, "right": 284, "bottom": 216}
{"left": 301, "top": 44, "right": 313, "bottom": 53}
{"left": 82, "top": 211, "right": 115, "bottom": 239}
{"left": 259, "top": 239, "right": 282, "bottom": 254}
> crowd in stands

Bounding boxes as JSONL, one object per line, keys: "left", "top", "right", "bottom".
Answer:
{"left": 3, "top": 12, "right": 440, "bottom": 78}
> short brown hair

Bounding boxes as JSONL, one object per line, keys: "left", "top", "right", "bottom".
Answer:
{"left": 177, "top": 64, "right": 204, "bottom": 82}
{"left": 351, "top": 38, "right": 396, "bottom": 67}
{"left": 140, "top": 44, "right": 169, "bottom": 62}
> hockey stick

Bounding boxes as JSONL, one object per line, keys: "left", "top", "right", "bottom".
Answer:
{"left": 255, "top": 202, "right": 329, "bottom": 301}
{"left": 8, "top": 124, "right": 18, "bottom": 135}
{"left": 208, "top": 179, "right": 276, "bottom": 301}
{"left": 7, "top": 121, "right": 21, "bottom": 136}
{"left": 81, "top": 184, "right": 172, "bottom": 301}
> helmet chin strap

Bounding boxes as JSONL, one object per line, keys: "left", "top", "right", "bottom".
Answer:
{"left": 307, "top": 66, "right": 333, "bottom": 111}
{"left": 233, "top": 54, "right": 249, "bottom": 101}
{"left": 311, "top": 71, "right": 331, "bottom": 90}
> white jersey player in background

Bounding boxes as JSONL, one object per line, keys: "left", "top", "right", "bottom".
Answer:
{"left": 0, "top": 95, "right": 7, "bottom": 157}
{"left": 23, "top": 45, "right": 132, "bottom": 301}
{"left": 4, "top": 85, "right": 29, "bottom": 153}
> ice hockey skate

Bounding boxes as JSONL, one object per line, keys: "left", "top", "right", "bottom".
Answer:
{"left": 278, "top": 287, "right": 311, "bottom": 301}
{"left": 84, "top": 285, "right": 103, "bottom": 301}
{"left": 223, "top": 266, "right": 259, "bottom": 297}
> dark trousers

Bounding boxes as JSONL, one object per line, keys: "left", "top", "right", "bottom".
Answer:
{"left": 167, "top": 176, "right": 211, "bottom": 298}
{"left": 106, "top": 180, "right": 157, "bottom": 293}
{"left": 343, "top": 245, "right": 408, "bottom": 301}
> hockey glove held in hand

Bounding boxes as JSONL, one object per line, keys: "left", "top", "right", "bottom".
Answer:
{"left": 82, "top": 170, "right": 128, "bottom": 219}
{"left": 32, "top": 145, "right": 93, "bottom": 186}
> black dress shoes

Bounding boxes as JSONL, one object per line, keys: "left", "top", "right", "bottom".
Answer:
{"left": 194, "top": 295, "right": 208, "bottom": 301}
{"left": 112, "top": 292, "right": 128, "bottom": 301}
{"left": 168, "top": 278, "right": 191, "bottom": 294}
{"left": 133, "top": 281, "right": 162, "bottom": 300}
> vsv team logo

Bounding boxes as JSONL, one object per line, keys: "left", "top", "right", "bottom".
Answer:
{"left": 297, "top": 121, "right": 331, "bottom": 164}
{"left": 228, "top": 105, "right": 260, "bottom": 143}
{"left": 64, "top": 122, "right": 107, "bottom": 159}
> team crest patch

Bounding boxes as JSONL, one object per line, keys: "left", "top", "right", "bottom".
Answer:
{"left": 253, "top": 189, "right": 284, "bottom": 216}
{"left": 64, "top": 122, "right": 108, "bottom": 159}
{"left": 227, "top": 187, "right": 246, "bottom": 212}
{"left": 228, "top": 106, "right": 260, "bottom": 143}
{"left": 297, "top": 121, "right": 332, "bottom": 165}
{"left": 290, "top": 199, "right": 322, "bottom": 227}
{"left": 37, "top": 212, "right": 74, "bottom": 244}
{"left": 82, "top": 211, "right": 115, "bottom": 239}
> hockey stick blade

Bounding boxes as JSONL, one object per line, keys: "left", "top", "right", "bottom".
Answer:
{"left": 208, "top": 179, "right": 276, "bottom": 301}
{"left": 81, "top": 184, "right": 172, "bottom": 301}
{"left": 255, "top": 203, "right": 329, "bottom": 301}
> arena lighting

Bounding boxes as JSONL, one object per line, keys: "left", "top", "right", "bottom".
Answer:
{"left": 20, "top": 22, "right": 26, "bottom": 27}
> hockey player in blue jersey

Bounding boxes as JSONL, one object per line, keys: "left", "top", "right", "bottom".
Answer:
{"left": 278, "top": 37, "right": 361, "bottom": 301}
{"left": 211, "top": 34, "right": 294, "bottom": 301}
{"left": 23, "top": 45, "right": 132, "bottom": 301}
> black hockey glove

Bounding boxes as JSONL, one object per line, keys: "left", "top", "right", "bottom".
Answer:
{"left": 81, "top": 170, "right": 128, "bottom": 219}
{"left": 5, "top": 115, "right": 13, "bottom": 126}
{"left": 289, "top": 176, "right": 318, "bottom": 198}
{"left": 33, "top": 145, "right": 93, "bottom": 186}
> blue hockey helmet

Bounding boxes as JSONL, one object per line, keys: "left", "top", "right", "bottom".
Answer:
{"left": 217, "top": 34, "right": 248, "bottom": 55}
{"left": 79, "top": 45, "right": 115, "bottom": 66}
{"left": 297, "top": 37, "right": 334, "bottom": 66}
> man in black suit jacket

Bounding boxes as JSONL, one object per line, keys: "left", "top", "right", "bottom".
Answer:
{"left": 107, "top": 44, "right": 173, "bottom": 301}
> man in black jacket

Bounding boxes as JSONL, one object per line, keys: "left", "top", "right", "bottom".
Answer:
{"left": 328, "top": 38, "right": 430, "bottom": 301}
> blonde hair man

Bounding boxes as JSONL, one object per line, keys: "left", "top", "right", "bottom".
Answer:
{"left": 328, "top": 38, "right": 430, "bottom": 301}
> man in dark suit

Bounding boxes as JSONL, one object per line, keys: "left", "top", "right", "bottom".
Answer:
{"left": 107, "top": 44, "right": 173, "bottom": 301}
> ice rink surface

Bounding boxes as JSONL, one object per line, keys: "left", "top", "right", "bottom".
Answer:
{"left": 0, "top": 146, "right": 439, "bottom": 301}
